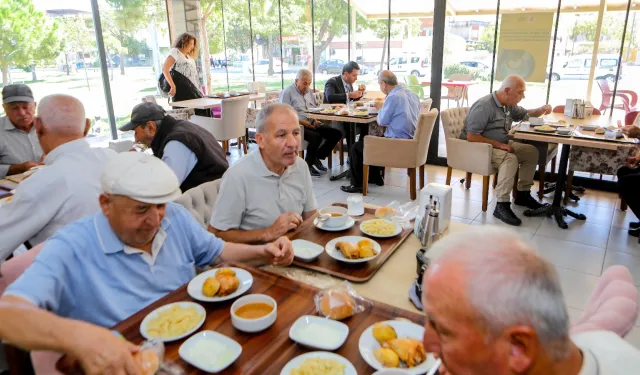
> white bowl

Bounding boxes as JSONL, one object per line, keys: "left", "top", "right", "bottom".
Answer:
{"left": 187, "top": 268, "right": 253, "bottom": 302}
{"left": 231, "top": 294, "right": 277, "bottom": 333}
{"left": 178, "top": 330, "right": 242, "bottom": 373}
{"left": 140, "top": 302, "right": 206, "bottom": 342}
{"left": 280, "top": 351, "right": 357, "bottom": 375}
{"left": 289, "top": 315, "right": 349, "bottom": 351}
{"left": 373, "top": 370, "right": 413, "bottom": 375}
{"left": 319, "top": 206, "right": 349, "bottom": 228}
{"left": 292, "top": 239, "right": 324, "bottom": 262}
{"left": 529, "top": 117, "right": 544, "bottom": 125}
{"left": 557, "top": 127, "right": 572, "bottom": 135}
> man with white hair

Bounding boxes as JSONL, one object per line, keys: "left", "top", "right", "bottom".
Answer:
{"left": 0, "top": 94, "right": 115, "bottom": 260}
{"left": 1, "top": 152, "right": 293, "bottom": 341}
{"left": 209, "top": 104, "right": 317, "bottom": 244}
{"left": 460, "top": 75, "right": 552, "bottom": 226}
{"left": 422, "top": 226, "right": 640, "bottom": 375}
{"left": 279, "top": 69, "right": 342, "bottom": 177}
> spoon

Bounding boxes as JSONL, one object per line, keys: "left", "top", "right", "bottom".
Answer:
{"left": 317, "top": 213, "right": 331, "bottom": 222}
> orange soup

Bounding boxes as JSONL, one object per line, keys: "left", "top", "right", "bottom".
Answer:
{"left": 235, "top": 302, "right": 274, "bottom": 319}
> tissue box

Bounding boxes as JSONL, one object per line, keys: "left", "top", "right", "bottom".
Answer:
{"left": 414, "top": 183, "right": 452, "bottom": 234}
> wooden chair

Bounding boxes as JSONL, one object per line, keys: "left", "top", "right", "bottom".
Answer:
{"left": 362, "top": 109, "right": 438, "bottom": 200}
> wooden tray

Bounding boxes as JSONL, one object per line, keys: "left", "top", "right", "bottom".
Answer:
{"left": 107, "top": 265, "right": 425, "bottom": 375}
{"left": 286, "top": 203, "right": 413, "bottom": 282}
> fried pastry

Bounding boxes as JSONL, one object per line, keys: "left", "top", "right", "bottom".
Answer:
{"left": 202, "top": 277, "right": 221, "bottom": 297}
{"left": 372, "top": 323, "right": 397, "bottom": 344}
{"left": 336, "top": 241, "right": 360, "bottom": 259}
{"left": 358, "top": 239, "right": 377, "bottom": 258}
{"left": 374, "top": 348, "right": 400, "bottom": 368}
{"left": 215, "top": 274, "right": 240, "bottom": 296}
{"left": 384, "top": 338, "right": 427, "bottom": 368}
{"left": 216, "top": 268, "right": 236, "bottom": 277}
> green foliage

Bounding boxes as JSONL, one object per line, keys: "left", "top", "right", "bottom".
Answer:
{"left": 443, "top": 63, "right": 471, "bottom": 79}
{"left": 0, "top": 0, "right": 63, "bottom": 84}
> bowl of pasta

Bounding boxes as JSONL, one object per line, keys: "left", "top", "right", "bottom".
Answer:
{"left": 140, "top": 302, "right": 206, "bottom": 342}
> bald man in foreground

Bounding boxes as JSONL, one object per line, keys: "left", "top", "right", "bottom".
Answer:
{"left": 0, "top": 94, "right": 115, "bottom": 260}
{"left": 423, "top": 226, "right": 640, "bottom": 374}
{"left": 460, "top": 75, "right": 552, "bottom": 226}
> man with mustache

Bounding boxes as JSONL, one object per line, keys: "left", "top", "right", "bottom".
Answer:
{"left": 209, "top": 104, "right": 318, "bottom": 244}
{"left": 0, "top": 84, "right": 43, "bottom": 177}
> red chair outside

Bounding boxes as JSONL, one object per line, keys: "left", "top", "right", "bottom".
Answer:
{"left": 597, "top": 79, "right": 637, "bottom": 114}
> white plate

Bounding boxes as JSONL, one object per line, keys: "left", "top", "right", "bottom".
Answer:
{"left": 307, "top": 107, "right": 322, "bottom": 113}
{"left": 292, "top": 240, "right": 324, "bottom": 262}
{"left": 314, "top": 216, "right": 355, "bottom": 231}
{"left": 289, "top": 315, "right": 349, "bottom": 351}
{"left": 359, "top": 320, "right": 437, "bottom": 374}
{"left": 140, "top": 302, "right": 206, "bottom": 342}
{"left": 325, "top": 236, "right": 381, "bottom": 263}
{"left": 280, "top": 351, "right": 357, "bottom": 375}
{"left": 581, "top": 125, "right": 597, "bottom": 131}
{"left": 360, "top": 219, "right": 403, "bottom": 238}
{"left": 187, "top": 268, "right": 253, "bottom": 302}
{"left": 179, "top": 330, "right": 242, "bottom": 373}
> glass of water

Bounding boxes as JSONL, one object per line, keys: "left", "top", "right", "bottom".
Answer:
{"left": 347, "top": 194, "right": 364, "bottom": 216}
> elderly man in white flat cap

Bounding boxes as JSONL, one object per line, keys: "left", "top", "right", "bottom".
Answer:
{"left": 0, "top": 152, "right": 293, "bottom": 374}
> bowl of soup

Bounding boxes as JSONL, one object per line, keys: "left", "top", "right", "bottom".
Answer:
{"left": 319, "top": 206, "right": 349, "bottom": 228}
{"left": 231, "top": 294, "right": 277, "bottom": 333}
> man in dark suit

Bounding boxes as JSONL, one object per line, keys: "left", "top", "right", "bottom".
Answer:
{"left": 323, "top": 61, "right": 367, "bottom": 181}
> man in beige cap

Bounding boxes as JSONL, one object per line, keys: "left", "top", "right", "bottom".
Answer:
{"left": 0, "top": 84, "right": 43, "bottom": 177}
{"left": 0, "top": 94, "right": 115, "bottom": 260}
{"left": 1, "top": 152, "right": 293, "bottom": 374}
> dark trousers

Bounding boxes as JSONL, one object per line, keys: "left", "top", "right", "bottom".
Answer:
{"left": 304, "top": 125, "right": 343, "bottom": 165}
{"left": 350, "top": 137, "right": 383, "bottom": 186}
{"left": 618, "top": 166, "right": 640, "bottom": 219}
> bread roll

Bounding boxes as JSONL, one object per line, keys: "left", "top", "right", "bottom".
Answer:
{"left": 320, "top": 290, "right": 355, "bottom": 320}
{"left": 375, "top": 206, "right": 396, "bottom": 219}
{"left": 133, "top": 349, "right": 160, "bottom": 375}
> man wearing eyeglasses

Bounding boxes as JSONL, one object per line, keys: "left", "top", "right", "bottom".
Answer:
{"left": 280, "top": 69, "right": 342, "bottom": 177}
{"left": 460, "top": 75, "right": 551, "bottom": 226}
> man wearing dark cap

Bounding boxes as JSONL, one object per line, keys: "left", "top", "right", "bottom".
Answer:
{"left": 120, "top": 102, "right": 228, "bottom": 192}
{"left": 0, "top": 84, "right": 43, "bottom": 178}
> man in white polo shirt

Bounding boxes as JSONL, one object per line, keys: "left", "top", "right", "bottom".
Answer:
{"left": 209, "top": 103, "right": 318, "bottom": 244}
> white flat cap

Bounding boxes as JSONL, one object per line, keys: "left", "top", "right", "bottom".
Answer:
{"left": 101, "top": 152, "right": 182, "bottom": 204}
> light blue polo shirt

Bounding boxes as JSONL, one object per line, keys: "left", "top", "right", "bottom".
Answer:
{"left": 4, "top": 202, "right": 224, "bottom": 328}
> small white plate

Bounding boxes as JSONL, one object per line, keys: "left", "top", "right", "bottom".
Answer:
{"left": 360, "top": 219, "right": 403, "bottom": 238}
{"left": 314, "top": 216, "right": 355, "bottom": 231}
{"left": 289, "top": 315, "right": 349, "bottom": 351}
{"left": 359, "top": 320, "right": 437, "bottom": 374}
{"left": 179, "top": 330, "right": 242, "bottom": 373}
{"left": 307, "top": 107, "right": 322, "bottom": 113}
{"left": 325, "top": 236, "right": 381, "bottom": 263}
{"left": 280, "top": 351, "right": 357, "bottom": 375}
{"left": 292, "top": 240, "right": 324, "bottom": 262}
{"left": 140, "top": 302, "right": 206, "bottom": 342}
{"left": 187, "top": 268, "right": 253, "bottom": 302}
{"left": 581, "top": 125, "right": 597, "bottom": 131}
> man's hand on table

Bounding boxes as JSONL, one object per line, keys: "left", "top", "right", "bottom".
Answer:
{"left": 268, "top": 212, "right": 303, "bottom": 239}
{"left": 263, "top": 236, "right": 294, "bottom": 266}
{"left": 348, "top": 91, "right": 363, "bottom": 100}
{"left": 60, "top": 323, "right": 140, "bottom": 375}
{"left": 623, "top": 125, "right": 640, "bottom": 138}
{"left": 8, "top": 161, "right": 40, "bottom": 176}
{"left": 496, "top": 143, "right": 514, "bottom": 153}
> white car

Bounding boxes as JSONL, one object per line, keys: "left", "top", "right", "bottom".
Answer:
{"left": 374, "top": 53, "right": 430, "bottom": 77}
{"left": 548, "top": 54, "right": 622, "bottom": 82}
{"left": 249, "top": 59, "right": 289, "bottom": 75}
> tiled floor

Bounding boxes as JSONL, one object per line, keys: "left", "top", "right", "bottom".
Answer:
{"left": 229, "top": 145, "right": 640, "bottom": 348}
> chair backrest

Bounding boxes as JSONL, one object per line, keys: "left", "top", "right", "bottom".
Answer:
{"left": 408, "top": 85, "right": 424, "bottom": 99}
{"left": 414, "top": 109, "right": 438, "bottom": 166}
{"left": 261, "top": 98, "right": 279, "bottom": 109}
{"left": 592, "top": 108, "right": 602, "bottom": 115}
{"left": 191, "top": 96, "right": 250, "bottom": 141}
{"left": 598, "top": 79, "right": 611, "bottom": 94}
{"left": 314, "top": 91, "right": 324, "bottom": 105}
{"left": 440, "top": 107, "right": 470, "bottom": 140}
{"left": 265, "top": 91, "right": 281, "bottom": 102}
{"left": 420, "top": 98, "right": 433, "bottom": 113}
{"left": 406, "top": 75, "right": 420, "bottom": 86}
{"left": 247, "top": 81, "right": 266, "bottom": 93}
{"left": 449, "top": 73, "right": 472, "bottom": 81}
{"left": 173, "top": 180, "right": 222, "bottom": 229}
{"left": 552, "top": 105, "right": 565, "bottom": 113}
{"left": 108, "top": 140, "right": 134, "bottom": 153}
{"left": 166, "top": 108, "right": 195, "bottom": 120}
{"left": 0, "top": 243, "right": 45, "bottom": 296}
{"left": 626, "top": 110, "right": 639, "bottom": 125}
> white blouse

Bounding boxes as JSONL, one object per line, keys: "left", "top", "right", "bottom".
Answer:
{"left": 170, "top": 48, "right": 201, "bottom": 94}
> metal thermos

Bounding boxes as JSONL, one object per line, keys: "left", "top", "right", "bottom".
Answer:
{"left": 417, "top": 195, "right": 432, "bottom": 242}
{"left": 419, "top": 196, "right": 440, "bottom": 248}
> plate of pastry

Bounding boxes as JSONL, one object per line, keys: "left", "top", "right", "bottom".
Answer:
{"left": 325, "top": 236, "right": 381, "bottom": 263}
{"left": 359, "top": 320, "right": 438, "bottom": 374}
{"left": 187, "top": 267, "right": 253, "bottom": 302}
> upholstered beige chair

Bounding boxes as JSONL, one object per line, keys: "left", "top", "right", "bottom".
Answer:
{"left": 174, "top": 180, "right": 222, "bottom": 229}
{"left": 191, "top": 96, "right": 250, "bottom": 155}
{"left": 420, "top": 98, "right": 433, "bottom": 113}
{"left": 441, "top": 107, "right": 497, "bottom": 211}
{"left": 362, "top": 109, "right": 438, "bottom": 200}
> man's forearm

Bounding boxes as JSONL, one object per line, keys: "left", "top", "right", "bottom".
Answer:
{"left": 218, "top": 243, "right": 266, "bottom": 264}
{"left": 527, "top": 107, "right": 546, "bottom": 118}
{"left": 466, "top": 134, "right": 506, "bottom": 148}
{"left": 0, "top": 297, "right": 82, "bottom": 353}
{"left": 208, "top": 226, "right": 275, "bottom": 244}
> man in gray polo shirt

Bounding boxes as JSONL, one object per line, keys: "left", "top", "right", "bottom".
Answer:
{"left": 0, "top": 84, "right": 43, "bottom": 178}
{"left": 280, "top": 69, "right": 342, "bottom": 177}
{"left": 209, "top": 103, "right": 318, "bottom": 244}
{"left": 460, "top": 75, "right": 551, "bottom": 226}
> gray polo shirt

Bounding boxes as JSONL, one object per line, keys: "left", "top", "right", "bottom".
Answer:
{"left": 460, "top": 92, "right": 529, "bottom": 144}
{"left": 0, "top": 116, "right": 43, "bottom": 178}
{"left": 279, "top": 83, "right": 318, "bottom": 121}
{"left": 210, "top": 149, "right": 317, "bottom": 232}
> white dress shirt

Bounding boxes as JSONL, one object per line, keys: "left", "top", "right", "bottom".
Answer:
{"left": 0, "top": 138, "right": 116, "bottom": 259}
{"left": 573, "top": 330, "right": 640, "bottom": 374}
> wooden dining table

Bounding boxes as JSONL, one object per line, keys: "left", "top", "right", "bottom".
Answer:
{"left": 169, "top": 93, "right": 266, "bottom": 110}
{"left": 512, "top": 113, "right": 637, "bottom": 228}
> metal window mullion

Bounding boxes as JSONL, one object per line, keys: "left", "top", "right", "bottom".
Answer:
{"left": 248, "top": 0, "right": 256, "bottom": 83}
{"left": 488, "top": 0, "right": 501, "bottom": 93}
{"left": 221, "top": 0, "right": 230, "bottom": 91}
{"left": 546, "top": 0, "right": 563, "bottom": 104}
{"left": 611, "top": 0, "right": 633, "bottom": 114}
